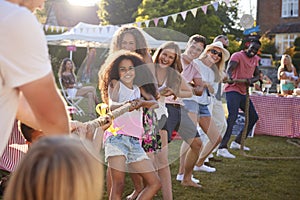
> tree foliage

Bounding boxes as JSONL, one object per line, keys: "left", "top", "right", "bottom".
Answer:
{"left": 134, "top": 0, "right": 242, "bottom": 42}
{"left": 97, "top": 0, "right": 142, "bottom": 25}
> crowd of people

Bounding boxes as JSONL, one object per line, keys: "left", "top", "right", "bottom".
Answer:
{"left": 1, "top": 0, "right": 300, "bottom": 199}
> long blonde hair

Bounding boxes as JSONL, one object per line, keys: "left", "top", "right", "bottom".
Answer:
{"left": 4, "top": 135, "right": 103, "bottom": 200}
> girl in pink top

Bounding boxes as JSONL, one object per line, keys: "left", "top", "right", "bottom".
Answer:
{"left": 99, "top": 50, "right": 161, "bottom": 200}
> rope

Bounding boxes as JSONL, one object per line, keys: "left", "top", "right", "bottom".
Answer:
{"left": 71, "top": 102, "right": 132, "bottom": 138}
{"left": 224, "top": 79, "right": 300, "bottom": 160}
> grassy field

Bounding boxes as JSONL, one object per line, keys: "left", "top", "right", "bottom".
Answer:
{"left": 98, "top": 136, "right": 300, "bottom": 200}
{"left": 71, "top": 98, "right": 300, "bottom": 200}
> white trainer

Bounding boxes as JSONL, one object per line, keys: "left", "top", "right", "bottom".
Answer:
{"left": 230, "top": 141, "right": 250, "bottom": 151}
{"left": 217, "top": 148, "right": 236, "bottom": 159}
{"left": 176, "top": 174, "right": 200, "bottom": 183}
{"left": 193, "top": 164, "right": 216, "bottom": 173}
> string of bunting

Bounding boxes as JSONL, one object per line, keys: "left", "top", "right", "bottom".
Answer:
{"left": 44, "top": 0, "right": 230, "bottom": 33}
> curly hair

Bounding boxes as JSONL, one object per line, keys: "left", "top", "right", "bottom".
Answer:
{"left": 99, "top": 50, "right": 157, "bottom": 104}
{"left": 109, "top": 26, "right": 150, "bottom": 60}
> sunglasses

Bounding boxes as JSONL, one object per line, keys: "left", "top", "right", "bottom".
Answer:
{"left": 210, "top": 49, "right": 222, "bottom": 58}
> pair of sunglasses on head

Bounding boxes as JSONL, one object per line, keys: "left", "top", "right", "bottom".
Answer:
{"left": 209, "top": 49, "right": 222, "bottom": 58}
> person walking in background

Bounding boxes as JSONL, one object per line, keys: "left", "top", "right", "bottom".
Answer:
{"left": 0, "top": 0, "right": 70, "bottom": 156}
{"left": 3, "top": 135, "right": 104, "bottom": 200}
{"left": 277, "top": 54, "right": 298, "bottom": 95}
{"left": 99, "top": 50, "right": 161, "bottom": 200}
{"left": 58, "top": 58, "right": 99, "bottom": 118}
{"left": 217, "top": 40, "right": 261, "bottom": 159}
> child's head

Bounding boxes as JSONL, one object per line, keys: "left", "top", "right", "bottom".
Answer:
{"left": 4, "top": 135, "right": 103, "bottom": 200}
{"left": 99, "top": 50, "right": 155, "bottom": 104}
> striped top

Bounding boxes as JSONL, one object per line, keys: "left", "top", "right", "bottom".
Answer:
{"left": 0, "top": 121, "right": 28, "bottom": 172}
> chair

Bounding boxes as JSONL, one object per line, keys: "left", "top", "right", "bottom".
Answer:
{"left": 58, "top": 78, "right": 85, "bottom": 116}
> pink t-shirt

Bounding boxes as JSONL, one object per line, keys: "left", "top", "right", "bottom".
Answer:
{"left": 181, "top": 59, "right": 202, "bottom": 82}
{"left": 224, "top": 51, "right": 260, "bottom": 95}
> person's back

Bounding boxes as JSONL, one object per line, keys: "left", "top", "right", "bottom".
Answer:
{"left": 0, "top": 0, "right": 70, "bottom": 155}
{"left": 4, "top": 135, "right": 104, "bottom": 200}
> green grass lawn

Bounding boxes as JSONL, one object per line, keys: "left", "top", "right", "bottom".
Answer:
{"left": 100, "top": 136, "right": 300, "bottom": 200}
{"left": 71, "top": 99, "right": 300, "bottom": 200}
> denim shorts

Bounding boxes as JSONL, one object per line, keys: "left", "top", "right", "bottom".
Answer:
{"left": 104, "top": 134, "right": 149, "bottom": 164}
{"left": 183, "top": 100, "right": 211, "bottom": 117}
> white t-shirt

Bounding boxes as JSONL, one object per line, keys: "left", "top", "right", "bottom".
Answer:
{"left": 194, "top": 59, "right": 215, "bottom": 105}
{"left": 0, "top": 1, "right": 52, "bottom": 155}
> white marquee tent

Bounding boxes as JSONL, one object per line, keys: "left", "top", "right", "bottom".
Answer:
{"left": 46, "top": 22, "right": 187, "bottom": 50}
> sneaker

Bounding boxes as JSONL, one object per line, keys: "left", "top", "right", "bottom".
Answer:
{"left": 176, "top": 174, "right": 200, "bottom": 184}
{"left": 193, "top": 164, "right": 216, "bottom": 173}
{"left": 217, "top": 148, "right": 236, "bottom": 159}
{"left": 230, "top": 141, "right": 250, "bottom": 151}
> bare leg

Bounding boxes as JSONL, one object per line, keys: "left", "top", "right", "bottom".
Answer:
{"left": 108, "top": 156, "right": 126, "bottom": 200}
{"left": 128, "top": 159, "right": 161, "bottom": 200}
{"left": 154, "top": 130, "right": 172, "bottom": 200}
{"left": 126, "top": 173, "right": 144, "bottom": 200}
{"left": 181, "top": 137, "right": 202, "bottom": 188}
{"left": 76, "top": 86, "right": 98, "bottom": 114}
{"left": 196, "top": 117, "right": 221, "bottom": 167}
{"left": 177, "top": 141, "right": 190, "bottom": 175}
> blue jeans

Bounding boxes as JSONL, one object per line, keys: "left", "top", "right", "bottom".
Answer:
{"left": 219, "top": 91, "right": 258, "bottom": 149}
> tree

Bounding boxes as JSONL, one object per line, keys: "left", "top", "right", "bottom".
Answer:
{"left": 134, "top": 0, "right": 242, "bottom": 42}
{"left": 97, "top": 0, "right": 142, "bottom": 25}
{"left": 292, "top": 37, "right": 300, "bottom": 73}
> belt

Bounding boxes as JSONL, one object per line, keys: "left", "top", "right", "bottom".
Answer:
{"left": 166, "top": 103, "right": 182, "bottom": 108}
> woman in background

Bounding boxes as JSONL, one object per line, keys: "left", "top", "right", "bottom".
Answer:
{"left": 58, "top": 58, "right": 99, "bottom": 118}
{"left": 278, "top": 54, "right": 298, "bottom": 95}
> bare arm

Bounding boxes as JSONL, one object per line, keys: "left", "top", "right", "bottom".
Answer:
{"left": 17, "top": 73, "right": 70, "bottom": 135}
{"left": 249, "top": 67, "right": 260, "bottom": 85}
{"left": 226, "top": 60, "right": 239, "bottom": 79}
{"left": 178, "top": 78, "right": 193, "bottom": 98}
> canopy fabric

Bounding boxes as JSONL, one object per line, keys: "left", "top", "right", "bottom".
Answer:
{"left": 46, "top": 22, "right": 187, "bottom": 49}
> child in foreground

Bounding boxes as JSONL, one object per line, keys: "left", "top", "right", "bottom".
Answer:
{"left": 99, "top": 50, "right": 161, "bottom": 200}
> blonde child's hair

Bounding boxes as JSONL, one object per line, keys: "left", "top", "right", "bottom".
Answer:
{"left": 4, "top": 135, "right": 103, "bottom": 200}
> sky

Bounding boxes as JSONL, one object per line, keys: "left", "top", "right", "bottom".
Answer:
{"left": 239, "top": 0, "right": 257, "bottom": 19}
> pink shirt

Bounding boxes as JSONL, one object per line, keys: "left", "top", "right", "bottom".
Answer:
{"left": 224, "top": 51, "right": 260, "bottom": 95}
{"left": 104, "top": 82, "right": 143, "bottom": 141}
{"left": 181, "top": 59, "right": 202, "bottom": 82}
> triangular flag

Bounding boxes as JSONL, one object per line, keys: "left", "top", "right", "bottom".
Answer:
{"left": 106, "top": 26, "right": 111, "bottom": 33}
{"left": 144, "top": 20, "right": 150, "bottom": 27}
{"left": 153, "top": 18, "right": 159, "bottom": 26}
{"left": 171, "top": 14, "right": 178, "bottom": 22}
{"left": 136, "top": 21, "right": 142, "bottom": 27}
{"left": 212, "top": 2, "right": 219, "bottom": 11}
{"left": 191, "top": 8, "right": 198, "bottom": 17}
{"left": 224, "top": 0, "right": 230, "bottom": 6}
{"left": 162, "top": 16, "right": 168, "bottom": 25}
{"left": 201, "top": 5, "right": 208, "bottom": 14}
{"left": 45, "top": 25, "right": 49, "bottom": 31}
{"left": 50, "top": 26, "right": 54, "bottom": 32}
{"left": 180, "top": 11, "right": 188, "bottom": 20}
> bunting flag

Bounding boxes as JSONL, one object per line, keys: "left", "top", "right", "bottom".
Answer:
{"left": 44, "top": 0, "right": 230, "bottom": 32}
{"left": 153, "top": 18, "right": 159, "bottom": 26}
{"left": 180, "top": 11, "right": 188, "bottom": 20}
{"left": 201, "top": 5, "right": 208, "bottom": 14}
{"left": 162, "top": 16, "right": 168, "bottom": 25}
{"left": 191, "top": 8, "right": 198, "bottom": 17}
{"left": 212, "top": 2, "right": 219, "bottom": 11}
